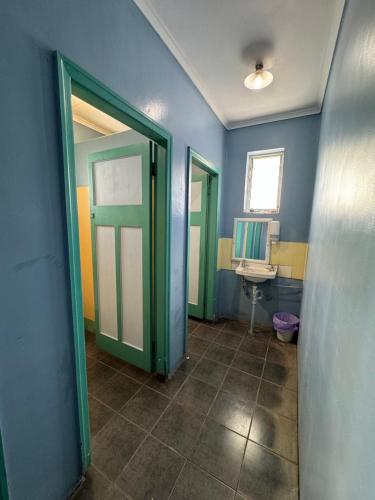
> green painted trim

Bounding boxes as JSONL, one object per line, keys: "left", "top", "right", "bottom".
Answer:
{"left": 0, "top": 433, "right": 8, "bottom": 500}
{"left": 84, "top": 318, "right": 96, "bottom": 334}
{"left": 56, "top": 52, "right": 172, "bottom": 473}
{"left": 185, "top": 148, "right": 220, "bottom": 348}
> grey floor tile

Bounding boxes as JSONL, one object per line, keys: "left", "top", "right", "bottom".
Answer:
{"left": 238, "top": 441, "right": 298, "bottom": 500}
{"left": 75, "top": 466, "right": 111, "bottom": 500}
{"left": 267, "top": 343, "right": 297, "bottom": 369}
{"left": 93, "top": 350, "right": 128, "bottom": 371}
{"left": 170, "top": 462, "right": 235, "bottom": 500}
{"left": 249, "top": 406, "right": 298, "bottom": 462}
{"left": 257, "top": 381, "right": 297, "bottom": 420}
{"left": 263, "top": 361, "right": 297, "bottom": 391}
{"left": 146, "top": 370, "right": 187, "bottom": 398}
{"left": 121, "top": 363, "right": 152, "bottom": 383}
{"left": 205, "top": 343, "right": 236, "bottom": 366}
{"left": 231, "top": 351, "right": 264, "bottom": 378}
{"left": 222, "top": 320, "right": 248, "bottom": 337}
{"left": 248, "top": 326, "right": 273, "bottom": 344}
{"left": 116, "top": 436, "right": 184, "bottom": 500}
{"left": 209, "top": 391, "right": 254, "bottom": 437}
{"left": 92, "top": 414, "right": 145, "bottom": 481}
{"left": 222, "top": 369, "right": 260, "bottom": 402}
{"left": 239, "top": 338, "right": 268, "bottom": 359}
{"left": 92, "top": 372, "right": 141, "bottom": 412}
{"left": 191, "top": 419, "right": 247, "bottom": 489}
{"left": 89, "top": 396, "right": 115, "bottom": 438}
{"left": 87, "top": 361, "right": 117, "bottom": 393}
{"left": 85, "top": 340, "right": 102, "bottom": 359}
{"left": 104, "top": 484, "right": 127, "bottom": 500}
{"left": 121, "top": 386, "right": 170, "bottom": 431}
{"left": 192, "top": 324, "right": 220, "bottom": 342}
{"left": 188, "top": 336, "right": 210, "bottom": 356}
{"left": 177, "top": 354, "right": 200, "bottom": 376}
{"left": 152, "top": 402, "right": 205, "bottom": 457}
{"left": 191, "top": 358, "right": 228, "bottom": 388}
{"left": 176, "top": 377, "right": 217, "bottom": 415}
{"left": 215, "top": 331, "right": 243, "bottom": 349}
{"left": 188, "top": 318, "right": 200, "bottom": 334}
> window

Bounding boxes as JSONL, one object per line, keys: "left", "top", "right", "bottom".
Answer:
{"left": 244, "top": 148, "right": 284, "bottom": 213}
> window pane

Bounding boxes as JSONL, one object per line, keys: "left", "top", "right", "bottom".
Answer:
{"left": 249, "top": 154, "right": 281, "bottom": 211}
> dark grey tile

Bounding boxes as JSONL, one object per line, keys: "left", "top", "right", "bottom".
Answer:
{"left": 188, "top": 318, "right": 200, "bottom": 334}
{"left": 92, "top": 414, "right": 145, "bottom": 481}
{"left": 248, "top": 326, "right": 273, "bottom": 344}
{"left": 239, "top": 338, "right": 268, "bottom": 359}
{"left": 191, "top": 419, "right": 247, "bottom": 489}
{"left": 192, "top": 358, "right": 228, "bottom": 388}
{"left": 85, "top": 339, "right": 102, "bottom": 358}
{"left": 209, "top": 391, "right": 254, "bottom": 437}
{"left": 146, "top": 370, "right": 187, "bottom": 398}
{"left": 257, "top": 381, "right": 297, "bottom": 420}
{"left": 152, "top": 402, "right": 204, "bottom": 457}
{"left": 121, "top": 362, "right": 152, "bottom": 383}
{"left": 121, "top": 386, "right": 170, "bottom": 431}
{"left": 86, "top": 355, "right": 97, "bottom": 370}
{"left": 205, "top": 343, "right": 236, "bottom": 366}
{"left": 104, "top": 484, "right": 127, "bottom": 500}
{"left": 176, "top": 377, "right": 217, "bottom": 415}
{"left": 170, "top": 462, "right": 235, "bottom": 500}
{"left": 177, "top": 354, "right": 200, "bottom": 376}
{"left": 249, "top": 406, "right": 298, "bottom": 462}
{"left": 75, "top": 466, "right": 111, "bottom": 500}
{"left": 222, "top": 369, "right": 260, "bottom": 402}
{"left": 93, "top": 350, "right": 128, "bottom": 371}
{"left": 92, "top": 372, "right": 141, "bottom": 411}
{"left": 215, "top": 331, "right": 243, "bottom": 349}
{"left": 188, "top": 336, "right": 210, "bottom": 356}
{"left": 192, "top": 324, "right": 219, "bottom": 342}
{"left": 116, "top": 436, "right": 184, "bottom": 500}
{"left": 267, "top": 343, "right": 297, "bottom": 369}
{"left": 263, "top": 361, "right": 297, "bottom": 391}
{"left": 238, "top": 441, "right": 298, "bottom": 500}
{"left": 222, "top": 320, "right": 248, "bottom": 336}
{"left": 231, "top": 351, "right": 264, "bottom": 377}
{"left": 89, "top": 396, "right": 114, "bottom": 437}
{"left": 235, "top": 495, "right": 247, "bottom": 500}
{"left": 87, "top": 361, "right": 117, "bottom": 393}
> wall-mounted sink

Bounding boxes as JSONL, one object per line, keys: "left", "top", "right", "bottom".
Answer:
{"left": 235, "top": 263, "right": 278, "bottom": 283}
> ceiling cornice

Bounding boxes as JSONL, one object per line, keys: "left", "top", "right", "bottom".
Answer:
{"left": 227, "top": 105, "right": 321, "bottom": 130}
{"left": 133, "top": 0, "right": 228, "bottom": 127}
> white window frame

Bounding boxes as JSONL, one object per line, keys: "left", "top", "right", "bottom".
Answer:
{"left": 243, "top": 148, "right": 284, "bottom": 214}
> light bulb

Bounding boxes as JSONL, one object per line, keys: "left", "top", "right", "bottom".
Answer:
{"left": 244, "top": 63, "right": 273, "bottom": 90}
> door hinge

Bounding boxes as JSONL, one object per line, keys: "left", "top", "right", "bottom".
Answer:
{"left": 151, "top": 161, "right": 157, "bottom": 176}
{"left": 90, "top": 212, "right": 95, "bottom": 219}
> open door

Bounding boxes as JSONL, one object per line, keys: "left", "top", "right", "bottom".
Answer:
{"left": 88, "top": 143, "right": 152, "bottom": 371}
{"left": 188, "top": 174, "right": 209, "bottom": 318}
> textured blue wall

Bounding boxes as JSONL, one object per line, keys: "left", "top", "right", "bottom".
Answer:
{"left": 219, "top": 116, "right": 320, "bottom": 322}
{"left": 0, "top": 1, "right": 224, "bottom": 498}
{"left": 299, "top": 0, "right": 375, "bottom": 498}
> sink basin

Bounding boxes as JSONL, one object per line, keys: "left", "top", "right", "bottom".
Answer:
{"left": 235, "top": 264, "right": 278, "bottom": 283}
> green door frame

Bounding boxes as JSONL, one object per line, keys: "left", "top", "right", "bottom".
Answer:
{"left": 185, "top": 148, "right": 220, "bottom": 347}
{"left": 56, "top": 52, "right": 172, "bottom": 471}
{"left": 0, "top": 432, "right": 8, "bottom": 500}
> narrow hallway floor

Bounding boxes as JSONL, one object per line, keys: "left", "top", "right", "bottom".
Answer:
{"left": 76, "top": 319, "right": 298, "bottom": 500}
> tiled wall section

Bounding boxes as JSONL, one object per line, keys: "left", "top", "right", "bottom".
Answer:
{"left": 217, "top": 238, "right": 308, "bottom": 280}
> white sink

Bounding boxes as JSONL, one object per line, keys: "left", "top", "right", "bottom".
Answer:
{"left": 235, "top": 263, "right": 278, "bottom": 283}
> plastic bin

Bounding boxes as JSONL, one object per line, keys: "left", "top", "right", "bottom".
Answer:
{"left": 273, "top": 312, "right": 299, "bottom": 342}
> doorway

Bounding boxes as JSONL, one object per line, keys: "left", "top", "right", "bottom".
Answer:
{"left": 57, "top": 53, "right": 172, "bottom": 471}
{"left": 186, "top": 148, "right": 220, "bottom": 335}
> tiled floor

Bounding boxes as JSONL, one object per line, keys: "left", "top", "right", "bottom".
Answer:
{"left": 76, "top": 319, "right": 298, "bottom": 500}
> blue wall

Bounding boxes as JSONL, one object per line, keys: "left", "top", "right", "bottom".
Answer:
{"left": 0, "top": 1, "right": 224, "bottom": 498}
{"left": 219, "top": 115, "right": 321, "bottom": 323}
{"left": 299, "top": 0, "right": 375, "bottom": 498}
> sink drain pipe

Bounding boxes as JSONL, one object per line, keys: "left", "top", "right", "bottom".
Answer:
{"left": 242, "top": 278, "right": 264, "bottom": 334}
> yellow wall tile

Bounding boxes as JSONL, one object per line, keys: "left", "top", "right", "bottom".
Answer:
{"left": 217, "top": 238, "right": 233, "bottom": 270}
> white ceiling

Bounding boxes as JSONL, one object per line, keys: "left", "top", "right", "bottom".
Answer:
{"left": 134, "top": 0, "right": 344, "bottom": 129}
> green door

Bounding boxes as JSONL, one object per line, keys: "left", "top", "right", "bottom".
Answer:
{"left": 188, "top": 174, "right": 209, "bottom": 318}
{"left": 88, "top": 143, "right": 152, "bottom": 371}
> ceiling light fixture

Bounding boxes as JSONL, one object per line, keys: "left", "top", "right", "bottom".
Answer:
{"left": 244, "top": 62, "right": 273, "bottom": 90}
